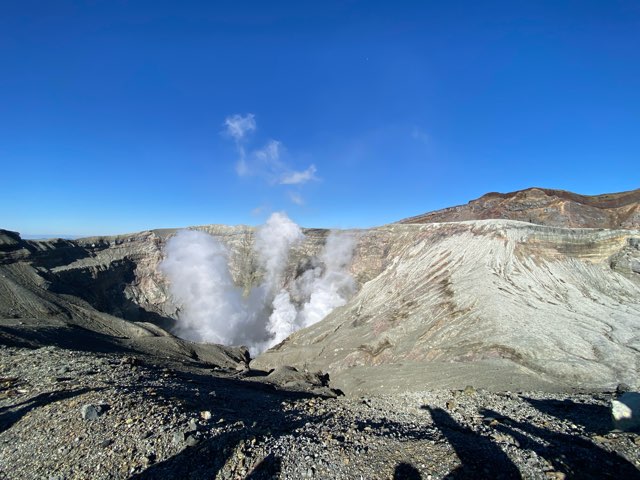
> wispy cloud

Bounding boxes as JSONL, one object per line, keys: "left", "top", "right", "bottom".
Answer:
{"left": 288, "top": 191, "right": 305, "bottom": 205}
{"left": 280, "top": 164, "right": 317, "bottom": 185}
{"left": 224, "top": 113, "right": 318, "bottom": 202}
{"left": 224, "top": 114, "right": 257, "bottom": 176}
{"left": 251, "top": 205, "right": 268, "bottom": 216}
{"left": 235, "top": 158, "right": 249, "bottom": 176}
{"left": 255, "top": 140, "right": 284, "bottom": 168}
{"left": 224, "top": 114, "right": 256, "bottom": 141}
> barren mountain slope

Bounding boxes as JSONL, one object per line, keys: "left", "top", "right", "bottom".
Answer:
{"left": 253, "top": 221, "right": 640, "bottom": 394}
{"left": 399, "top": 187, "right": 640, "bottom": 229}
{"left": 0, "top": 229, "right": 249, "bottom": 369}
{"left": 2, "top": 208, "right": 640, "bottom": 396}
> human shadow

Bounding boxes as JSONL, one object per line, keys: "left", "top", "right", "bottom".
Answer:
{"left": 245, "top": 452, "right": 282, "bottom": 479}
{"left": 481, "top": 408, "right": 639, "bottom": 479}
{"left": 127, "top": 368, "right": 332, "bottom": 479}
{"left": 521, "top": 397, "right": 612, "bottom": 435}
{"left": 0, "top": 387, "right": 93, "bottom": 433}
{"left": 425, "top": 407, "right": 522, "bottom": 479}
{"left": 351, "top": 407, "right": 520, "bottom": 478}
{"left": 394, "top": 462, "right": 422, "bottom": 479}
{"left": 353, "top": 416, "right": 439, "bottom": 442}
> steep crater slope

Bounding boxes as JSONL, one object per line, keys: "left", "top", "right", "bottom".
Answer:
{"left": 254, "top": 221, "right": 640, "bottom": 394}
{"left": 399, "top": 187, "right": 640, "bottom": 229}
{"left": 0, "top": 229, "right": 249, "bottom": 369}
{"left": 2, "top": 190, "right": 640, "bottom": 395}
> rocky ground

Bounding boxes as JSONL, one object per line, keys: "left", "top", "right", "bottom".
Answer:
{"left": 1, "top": 345, "right": 638, "bottom": 479}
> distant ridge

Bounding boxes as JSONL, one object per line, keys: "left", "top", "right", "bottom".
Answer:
{"left": 398, "top": 187, "right": 640, "bottom": 229}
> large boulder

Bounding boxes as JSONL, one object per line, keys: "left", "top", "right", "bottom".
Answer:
{"left": 612, "top": 392, "right": 640, "bottom": 431}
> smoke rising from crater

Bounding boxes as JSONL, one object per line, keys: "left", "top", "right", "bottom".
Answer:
{"left": 254, "top": 212, "right": 304, "bottom": 293}
{"left": 299, "top": 232, "right": 357, "bottom": 328}
{"left": 158, "top": 229, "right": 248, "bottom": 346}
{"left": 159, "top": 213, "right": 356, "bottom": 355}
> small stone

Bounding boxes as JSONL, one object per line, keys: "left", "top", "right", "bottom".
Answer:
{"left": 464, "top": 385, "right": 476, "bottom": 395}
{"left": 546, "top": 472, "right": 567, "bottom": 480}
{"left": 173, "top": 431, "right": 187, "bottom": 444}
{"left": 445, "top": 399, "right": 456, "bottom": 410}
{"left": 616, "top": 383, "right": 632, "bottom": 395}
{"left": 200, "top": 410, "right": 212, "bottom": 421}
{"left": 81, "top": 404, "right": 102, "bottom": 420}
{"left": 185, "top": 435, "right": 199, "bottom": 447}
{"left": 188, "top": 418, "right": 198, "bottom": 431}
{"left": 100, "top": 439, "right": 114, "bottom": 448}
{"left": 121, "top": 356, "right": 140, "bottom": 367}
{"left": 142, "top": 453, "right": 156, "bottom": 467}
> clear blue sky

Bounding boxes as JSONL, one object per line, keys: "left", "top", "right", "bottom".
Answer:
{"left": 1, "top": 1, "right": 639, "bottom": 236}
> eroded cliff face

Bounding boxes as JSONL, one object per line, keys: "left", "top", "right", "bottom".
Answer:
{"left": 0, "top": 229, "right": 250, "bottom": 369}
{"left": 2, "top": 211, "right": 640, "bottom": 394}
{"left": 22, "top": 226, "right": 399, "bottom": 333}
{"left": 253, "top": 221, "right": 640, "bottom": 393}
{"left": 399, "top": 187, "right": 640, "bottom": 229}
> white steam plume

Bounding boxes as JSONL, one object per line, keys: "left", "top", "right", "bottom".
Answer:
{"left": 158, "top": 229, "right": 248, "bottom": 345}
{"left": 267, "top": 290, "right": 298, "bottom": 346}
{"left": 254, "top": 212, "right": 304, "bottom": 293}
{"left": 265, "top": 231, "right": 357, "bottom": 346}
{"left": 298, "top": 232, "right": 357, "bottom": 327}
{"left": 254, "top": 212, "right": 304, "bottom": 349}
{"left": 160, "top": 213, "right": 357, "bottom": 354}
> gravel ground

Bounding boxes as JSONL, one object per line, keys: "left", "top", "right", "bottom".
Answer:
{"left": 1, "top": 345, "right": 639, "bottom": 479}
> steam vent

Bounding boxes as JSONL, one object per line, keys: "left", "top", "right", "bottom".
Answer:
{"left": 2, "top": 187, "right": 640, "bottom": 478}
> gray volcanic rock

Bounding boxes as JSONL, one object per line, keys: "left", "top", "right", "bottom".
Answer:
{"left": 399, "top": 187, "right": 640, "bottom": 229}
{"left": 2, "top": 190, "right": 640, "bottom": 478}
{"left": 1, "top": 345, "right": 639, "bottom": 479}
{"left": 253, "top": 220, "right": 640, "bottom": 394}
{"left": 0, "top": 229, "right": 249, "bottom": 370}
{"left": 2, "top": 188, "right": 640, "bottom": 399}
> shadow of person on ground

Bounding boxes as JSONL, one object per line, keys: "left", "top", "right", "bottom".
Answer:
{"left": 481, "top": 407, "right": 639, "bottom": 479}
{"left": 245, "top": 452, "right": 282, "bottom": 479}
{"left": 425, "top": 407, "right": 522, "bottom": 479}
{"left": 394, "top": 462, "right": 422, "bottom": 479}
{"left": 521, "top": 397, "right": 612, "bottom": 435}
{"left": 0, "top": 387, "right": 93, "bottom": 433}
{"left": 128, "top": 368, "right": 331, "bottom": 479}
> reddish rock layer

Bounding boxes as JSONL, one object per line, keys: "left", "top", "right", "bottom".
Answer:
{"left": 399, "top": 187, "right": 640, "bottom": 229}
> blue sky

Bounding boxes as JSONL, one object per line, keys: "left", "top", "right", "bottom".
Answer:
{"left": 1, "top": 1, "right": 639, "bottom": 236}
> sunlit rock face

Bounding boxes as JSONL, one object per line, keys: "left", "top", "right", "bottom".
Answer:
{"left": 2, "top": 187, "right": 640, "bottom": 395}
{"left": 399, "top": 187, "right": 640, "bottom": 229}
{"left": 253, "top": 221, "right": 640, "bottom": 394}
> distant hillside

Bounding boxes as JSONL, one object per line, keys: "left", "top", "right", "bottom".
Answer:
{"left": 399, "top": 187, "right": 640, "bottom": 229}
